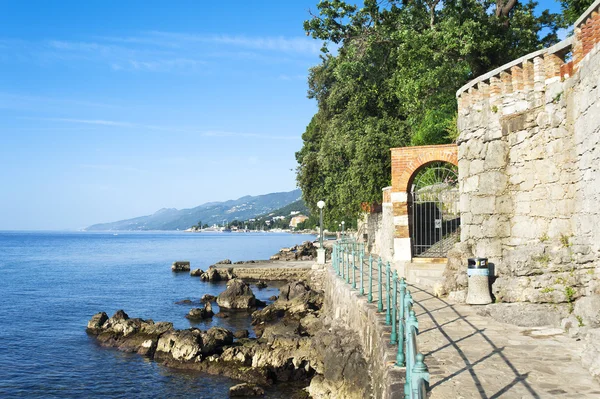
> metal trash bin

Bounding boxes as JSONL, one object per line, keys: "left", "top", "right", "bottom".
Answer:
{"left": 466, "top": 257, "right": 492, "bottom": 305}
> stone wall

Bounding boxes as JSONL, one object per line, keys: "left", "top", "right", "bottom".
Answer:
{"left": 358, "top": 187, "right": 395, "bottom": 262}
{"left": 320, "top": 267, "right": 404, "bottom": 399}
{"left": 452, "top": 0, "right": 600, "bottom": 303}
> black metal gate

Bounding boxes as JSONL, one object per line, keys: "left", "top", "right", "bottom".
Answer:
{"left": 409, "top": 163, "right": 460, "bottom": 258}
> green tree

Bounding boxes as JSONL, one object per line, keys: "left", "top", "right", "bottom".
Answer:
{"left": 297, "top": 0, "right": 560, "bottom": 224}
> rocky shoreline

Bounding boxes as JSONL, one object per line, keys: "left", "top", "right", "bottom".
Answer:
{"left": 87, "top": 273, "right": 370, "bottom": 398}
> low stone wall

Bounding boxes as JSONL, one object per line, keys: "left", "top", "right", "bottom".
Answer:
{"left": 321, "top": 266, "right": 404, "bottom": 399}
{"left": 214, "top": 266, "right": 310, "bottom": 281}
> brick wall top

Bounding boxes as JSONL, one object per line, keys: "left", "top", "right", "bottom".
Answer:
{"left": 456, "top": 0, "right": 600, "bottom": 110}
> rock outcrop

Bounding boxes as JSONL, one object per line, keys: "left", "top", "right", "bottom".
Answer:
{"left": 229, "top": 383, "right": 265, "bottom": 397}
{"left": 270, "top": 241, "right": 317, "bottom": 261}
{"left": 190, "top": 268, "right": 203, "bottom": 277}
{"left": 87, "top": 279, "right": 369, "bottom": 397}
{"left": 171, "top": 261, "right": 190, "bottom": 272}
{"left": 217, "top": 279, "right": 257, "bottom": 309}
{"left": 185, "top": 302, "right": 214, "bottom": 320}
{"left": 201, "top": 266, "right": 236, "bottom": 282}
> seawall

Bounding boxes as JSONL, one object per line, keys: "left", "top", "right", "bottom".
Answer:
{"left": 319, "top": 266, "right": 404, "bottom": 399}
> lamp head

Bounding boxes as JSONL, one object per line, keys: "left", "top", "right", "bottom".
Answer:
{"left": 317, "top": 200, "right": 325, "bottom": 209}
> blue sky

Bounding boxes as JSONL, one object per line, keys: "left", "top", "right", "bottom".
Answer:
{"left": 0, "top": 1, "right": 565, "bottom": 230}
{"left": 0, "top": 0, "right": 324, "bottom": 230}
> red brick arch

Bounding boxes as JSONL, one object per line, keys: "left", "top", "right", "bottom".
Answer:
{"left": 392, "top": 144, "right": 458, "bottom": 193}
{"left": 389, "top": 144, "right": 458, "bottom": 261}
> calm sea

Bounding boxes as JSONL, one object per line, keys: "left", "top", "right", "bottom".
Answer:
{"left": 0, "top": 231, "right": 316, "bottom": 398}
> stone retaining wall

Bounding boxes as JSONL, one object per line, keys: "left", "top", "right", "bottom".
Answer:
{"left": 321, "top": 267, "right": 404, "bottom": 399}
{"left": 214, "top": 267, "right": 310, "bottom": 281}
{"left": 358, "top": 186, "right": 395, "bottom": 263}
{"left": 451, "top": 0, "right": 600, "bottom": 303}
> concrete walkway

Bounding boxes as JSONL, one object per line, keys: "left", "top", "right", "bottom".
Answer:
{"left": 410, "top": 285, "right": 600, "bottom": 398}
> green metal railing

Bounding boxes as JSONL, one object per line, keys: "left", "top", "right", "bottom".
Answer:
{"left": 332, "top": 239, "right": 430, "bottom": 399}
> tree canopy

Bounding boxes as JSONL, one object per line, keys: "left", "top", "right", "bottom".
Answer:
{"left": 296, "top": 0, "right": 585, "bottom": 226}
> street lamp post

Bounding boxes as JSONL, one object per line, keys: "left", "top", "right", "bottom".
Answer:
{"left": 341, "top": 221, "right": 345, "bottom": 238}
{"left": 317, "top": 200, "right": 326, "bottom": 265}
{"left": 317, "top": 200, "right": 325, "bottom": 247}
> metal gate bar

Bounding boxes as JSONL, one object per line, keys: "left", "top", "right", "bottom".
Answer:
{"left": 410, "top": 188, "right": 460, "bottom": 258}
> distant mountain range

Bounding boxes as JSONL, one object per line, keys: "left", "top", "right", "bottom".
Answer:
{"left": 85, "top": 189, "right": 303, "bottom": 231}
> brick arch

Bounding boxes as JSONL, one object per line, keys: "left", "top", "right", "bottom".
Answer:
{"left": 389, "top": 144, "right": 458, "bottom": 262}
{"left": 392, "top": 144, "right": 458, "bottom": 193}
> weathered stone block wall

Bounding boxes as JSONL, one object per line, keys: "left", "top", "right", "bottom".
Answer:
{"left": 454, "top": 0, "right": 600, "bottom": 303}
{"left": 358, "top": 187, "right": 395, "bottom": 262}
{"left": 321, "top": 267, "right": 404, "bottom": 399}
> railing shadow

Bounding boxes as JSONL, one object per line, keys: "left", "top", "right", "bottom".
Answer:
{"left": 409, "top": 285, "right": 541, "bottom": 399}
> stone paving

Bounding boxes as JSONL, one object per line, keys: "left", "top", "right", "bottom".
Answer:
{"left": 409, "top": 284, "right": 600, "bottom": 398}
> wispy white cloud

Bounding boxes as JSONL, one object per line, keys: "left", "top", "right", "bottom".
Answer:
{"left": 143, "top": 31, "right": 321, "bottom": 55}
{"left": 30, "top": 117, "right": 300, "bottom": 141}
{"left": 3, "top": 30, "right": 319, "bottom": 73}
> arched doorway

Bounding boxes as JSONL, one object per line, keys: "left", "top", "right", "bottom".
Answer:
{"left": 389, "top": 144, "right": 458, "bottom": 262}
{"left": 408, "top": 162, "right": 460, "bottom": 258}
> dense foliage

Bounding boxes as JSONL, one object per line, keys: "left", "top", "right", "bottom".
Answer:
{"left": 296, "top": 0, "right": 585, "bottom": 226}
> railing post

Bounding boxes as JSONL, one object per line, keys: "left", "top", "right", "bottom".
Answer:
{"left": 411, "top": 353, "right": 430, "bottom": 398}
{"left": 346, "top": 248, "right": 350, "bottom": 284}
{"left": 368, "top": 254, "right": 373, "bottom": 302}
{"left": 385, "top": 262, "right": 391, "bottom": 325}
{"left": 404, "top": 290, "right": 414, "bottom": 325}
{"left": 351, "top": 249, "right": 356, "bottom": 289}
{"left": 341, "top": 248, "right": 346, "bottom": 279}
{"left": 397, "top": 317, "right": 405, "bottom": 366}
{"left": 405, "top": 309, "right": 418, "bottom": 399}
{"left": 391, "top": 271, "right": 398, "bottom": 343}
{"left": 399, "top": 278, "right": 407, "bottom": 322}
{"left": 377, "top": 258, "right": 383, "bottom": 312}
{"left": 360, "top": 250, "right": 365, "bottom": 295}
{"left": 331, "top": 243, "right": 337, "bottom": 272}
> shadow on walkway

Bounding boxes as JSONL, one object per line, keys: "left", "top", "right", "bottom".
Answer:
{"left": 409, "top": 285, "right": 598, "bottom": 398}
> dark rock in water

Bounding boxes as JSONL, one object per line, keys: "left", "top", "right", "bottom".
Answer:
{"left": 268, "top": 295, "right": 278, "bottom": 301}
{"left": 155, "top": 329, "right": 203, "bottom": 362}
{"left": 255, "top": 281, "right": 268, "bottom": 289}
{"left": 175, "top": 299, "right": 194, "bottom": 305}
{"left": 217, "top": 279, "right": 256, "bottom": 309}
{"left": 171, "top": 261, "right": 191, "bottom": 272}
{"left": 214, "top": 312, "right": 230, "bottom": 319}
{"left": 201, "top": 327, "right": 233, "bottom": 355}
{"left": 229, "top": 383, "right": 265, "bottom": 397}
{"left": 186, "top": 303, "right": 214, "bottom": 320}
{"left": 255, "top": 299, "right": 267, "bottom": 308}
{"left": 190, "top": 268, "right": 204, "bottom": 277}
{"left": 200, "top": 267, "right": 221, "bottom": 282}
{"left": 251, "top": 280, "right": 324, "bottom": 338}
{"left": 216, "top": 259, "right": 232, "bottom": 265}
{"left": 201, "top": 294, "right": 216, "bottom": 303}
{"left": 279, "top": 281, "right": 311, "bottom": 301}
{"left": 233, "top": 329, "right": 249, "bottom": 339}
{"left": 86, "top": 311, "right": 108, "bottom": 334}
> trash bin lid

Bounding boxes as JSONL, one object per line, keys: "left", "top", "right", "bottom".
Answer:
{"left": 468, "top": 257, "right": 488, "bottom": 268}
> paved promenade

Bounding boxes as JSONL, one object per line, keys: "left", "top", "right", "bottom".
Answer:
{"left": 410, "top": 285, "right": 600, "bottom": 398}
